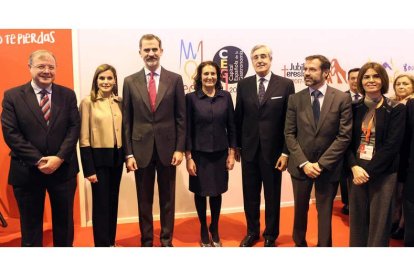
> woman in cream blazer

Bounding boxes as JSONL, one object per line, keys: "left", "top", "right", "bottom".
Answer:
{"left": 79, "top": 64, "right": 124, "bottom": 247}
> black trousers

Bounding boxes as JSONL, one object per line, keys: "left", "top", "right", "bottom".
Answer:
{"left": 349, "top": 173, "right": 396, "bottom": 247}
{"left": 134, "top": 146, "right": 176, "bottom": 247}
{"left": 241, "top": 148, "right": 282, "bottom": 241}
{"left": 403, "top": 172, "right": 414, "bottom": 246}
{"left": 13, "top": 175, "right": 77, "bottom": 247}
{"left": 339, "top": 170, "right": 350, "bottom": 205}
{"left": 91, "top": 165, "right": 123, "bottom": 246}
{"left": 291, "top": 176, "right": 338, "bottom": 247}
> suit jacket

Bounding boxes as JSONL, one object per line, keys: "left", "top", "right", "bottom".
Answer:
{"left": 234, "top": 73, "right": 295, "bottom": 165}
{"left": 347, "top": 97, "right": 406, "bottom": 179}
{"left": 1, "top": 82, "right": 80, "bottom": 184}
{"left": 122, "top": 67, "right": 186, "bottom": 167}
{"left": 285, "top": 85, "right": 352, "bottom": 182}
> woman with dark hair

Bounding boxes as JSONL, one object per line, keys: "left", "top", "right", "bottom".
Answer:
{"left": 185, "top": 61, "right": 236, "bottom": 247}
{"left": 79, "top": 64, "right": 124, "bottom": 246}
{"left": 347, "top": 62, "right": 406, "bottom": 246}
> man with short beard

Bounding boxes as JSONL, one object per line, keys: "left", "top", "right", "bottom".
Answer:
{"left": 284, "top": 55, "right": 352, "bottom": 247}
{"left": 122, "top": 34, "right": 185, "bottom": 247}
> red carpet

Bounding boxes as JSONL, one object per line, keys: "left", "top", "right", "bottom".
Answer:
{"left": 0, "top": 200, "right": 404, "bottom": 247}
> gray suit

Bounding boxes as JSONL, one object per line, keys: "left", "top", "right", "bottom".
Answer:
{"left": 122, "top": 67, "right": 185, "bottom": 246}
{"left": 285, "top": 85, "right": 352, "bottom": 246}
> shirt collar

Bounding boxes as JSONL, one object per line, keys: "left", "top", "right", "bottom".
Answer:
{"left": 95, "top": 90, "right": 121, "bottom": 102}
{"left": 144, "top": 67, "right": 161, "bottom": 76}
{"left": 31, "top": 80, "right": 52, "bottom": 94}
{"left": 196, "top": 89, "right": 225, "bottom": 99}
{"left": 256, "top": 72, "right": 272, "bottom": 83}
{"left": 309, "top": 83, "right": 328, "bottom": 96}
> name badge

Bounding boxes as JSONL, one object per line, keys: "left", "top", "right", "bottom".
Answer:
{"left": 359, "top": 144, "right": 374, "bottom": 160}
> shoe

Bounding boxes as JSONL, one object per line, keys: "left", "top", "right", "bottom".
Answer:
{"left": 211, "top": 240, "right": 222, "bottom": 247}
{"left": 391, "top": 227, "right": 404, "bottom": 240}
{"left": 341, "top": 204, "right": 349, "bottom": 215}
{"left": 264, "top": 239, "right": 275, "bottom": 247}
{"left": 200, "top": 241, "right": 212, "bottom": 247}
{"left": 240, "top": 234, "right": 259, "bottom": 247}
{"left": 161, "top": 242, "right": 174, "bottom": 247}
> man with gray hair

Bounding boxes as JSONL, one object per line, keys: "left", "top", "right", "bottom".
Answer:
{"left": 235, "top": 45, "right": 295, "bottom": 247}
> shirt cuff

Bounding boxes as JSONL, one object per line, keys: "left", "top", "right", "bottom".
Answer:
{"left": 299, "top": 161, "right": 309, "bottom": 169}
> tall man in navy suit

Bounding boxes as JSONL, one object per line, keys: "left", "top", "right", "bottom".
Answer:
{"left": 1, "top": 50, "right": 80, "bottom": 246}
{"left": 122, "top": 34, "right": 186, "bottom": 247}
{"left": 285, "top": 55, "right": 352, "bottom": 247}
{"left": 235, "top": 45, "right": 295, "bottom": 247}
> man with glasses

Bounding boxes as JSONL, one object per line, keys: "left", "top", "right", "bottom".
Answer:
{"left": 1, "top": 49, "right": 80, "bottom": 246}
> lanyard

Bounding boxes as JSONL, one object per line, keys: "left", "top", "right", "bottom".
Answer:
{"left": 361, "top": 97, "right": 383, "bottom": 143}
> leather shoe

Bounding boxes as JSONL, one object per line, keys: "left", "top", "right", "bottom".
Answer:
{"left": 200, "top": 241, "right": 212, "bottom": 247}
{"left": 341, "top": 204, "right": 349, "bottom": 215}
{"left": 240, "top": 234, "right": 259, "bottom": 247}
{"left": 264, "top": 239, "right": 275, "bottom": 247}
{"left": 161, "top": 242, "right": 174, "bottom": 247}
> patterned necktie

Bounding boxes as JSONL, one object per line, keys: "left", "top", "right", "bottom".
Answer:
{"left": 312, "top": 90, "right": 322, "bottom": 126}
{"left": 148, "top": 71, "right": 156, "bottom": 112}
{"left": 354, "top": 93, "right": 360, "bottom": 102}
{"left": 40, "top": 89, "right": 51, "bottom": 125}
{"left": 258, "top": 77, "right": 266, "bottom": 104}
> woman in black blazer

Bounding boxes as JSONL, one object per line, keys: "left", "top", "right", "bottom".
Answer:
{"left": 185, "top": 61, "right": 237, "bottom": 247}
{"left": 347, "top": 62, "right": 406, "bottom": 246}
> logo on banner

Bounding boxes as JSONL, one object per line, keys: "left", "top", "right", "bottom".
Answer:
{"left": 282, "top": 58, "right": 348, "bottom": 86}
{"left": 327, "top": 59, "right": 347, "bottom": 85}
{"left": 213, "top": 46, "right": 248, "bottom": 93}
{"left": 281, "top": 62, "right": 305, "bottom": 85}
{"left": 179, "top": 39, "right": 204, "bottom": 93}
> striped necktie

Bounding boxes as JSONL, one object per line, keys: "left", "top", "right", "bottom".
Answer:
{"left": 40, "top": 89, "right": 51, "bottom": 125}
{"left": 258, "top": 77, "right": 266, "bottom": 104}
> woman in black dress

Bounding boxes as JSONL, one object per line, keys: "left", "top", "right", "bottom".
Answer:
{"left": 185, "top": 61, "right": 237, "bottom": 247}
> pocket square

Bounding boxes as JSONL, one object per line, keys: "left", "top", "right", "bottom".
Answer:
{"left": 271, "top": 96, "right": 283, "bottom": 100}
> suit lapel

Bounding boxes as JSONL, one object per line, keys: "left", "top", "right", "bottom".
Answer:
{"left": 249, "top": 76, "right": 260, "bottom": 109}
{"left": 132, "top": 69, "right": 152, "bottom": 112}
{"left": 260, "top": 73, "right": 279, "bottom": 106}
{"left": 316, "top": 86, "right": 335, "bottom": 133}
{"left": 302, "top": 89, "right": 316, "bottom": 131}
{"left": 155, "top": 67, "right": 168, "bottom": 111}
{"left": 21, "top": 83, "right": 48, "bottom": 130}
{"left": 48, "top": 84, "right": 62, "bottom": 130}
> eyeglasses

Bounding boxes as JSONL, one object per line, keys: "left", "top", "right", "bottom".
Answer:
{"left": 31, "top": 64, "right": 56, "bottom": 71}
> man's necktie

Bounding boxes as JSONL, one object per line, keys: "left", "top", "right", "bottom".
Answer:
{"left": 40, "top": 89, "right": 51, "bottom": 125}
{"left": 258, "top": 77, "right": 266, "bottom": 104}
{"left": 312, "top": 90, "right": 321, "bottom": 126}
{"left": 148, "top": 72, "right": 156, "bottom": 112}
{"left": 354, "top": 93, "right": 360, "bottom": 102}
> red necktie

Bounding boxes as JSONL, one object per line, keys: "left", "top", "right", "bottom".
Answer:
{"left": 148, "top": 72, "right": 156, "bottom": 112}
{"left": 40, "top": 89, "right": 51, "bottom": 125}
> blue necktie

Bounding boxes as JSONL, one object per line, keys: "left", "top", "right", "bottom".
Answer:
{"left": 312, "top": 90, "right": 321, "bottom": 125}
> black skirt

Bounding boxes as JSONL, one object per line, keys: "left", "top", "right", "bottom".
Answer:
{"left": 189, "top": 150, "right": 228, "bottom": 196}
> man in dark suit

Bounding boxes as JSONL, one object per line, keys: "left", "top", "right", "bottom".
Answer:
{"left": 235, "top": 45, "right": 295, "bottom": 247}
{"left": 1, "top": 50, "right": 80, "bottom": 246}
{"left": 339, "top": 67, "right": 361, "bottom": 215}
{"left": 284, "top": 55, "right": 352, "bottom": 247}
{"left": 122, "top": 34, "right": 185, "bottom": 247}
